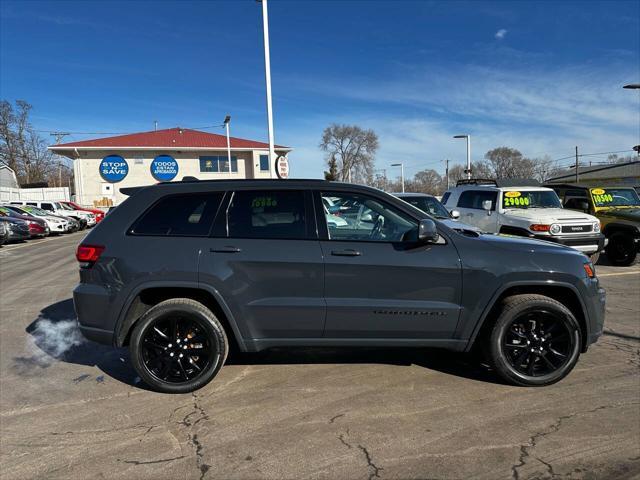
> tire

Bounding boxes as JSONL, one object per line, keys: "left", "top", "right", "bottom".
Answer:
{"left": 129, "top": 298, "right": 228, "bottom": 393}
{"left": 487, "top": 294, "right": 581, "bottom": 387}
{"left": 606, "top": 231, "right": 637, "bottom": 266}
{"left": 589, "top": 251, "right": 600, "bottom": 265}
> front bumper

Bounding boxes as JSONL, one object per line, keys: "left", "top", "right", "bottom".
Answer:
{"left": 534, "top": 233, "right": 606, "bottom": 255}
{"left": 583, "top": 280, "right": 606, "bottom": 349}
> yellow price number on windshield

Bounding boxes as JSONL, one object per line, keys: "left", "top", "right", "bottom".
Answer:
{"left": 503, "top": 191, "right": 530, "bottom": 207}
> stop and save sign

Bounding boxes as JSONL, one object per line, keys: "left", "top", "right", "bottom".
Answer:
{"left": 276, "top": 155, "right": 289, "bottom": 179}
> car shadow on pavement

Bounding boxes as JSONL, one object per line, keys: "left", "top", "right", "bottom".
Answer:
{"left": 16, "top": 298, "right": 143, "bottom": 389}
{"left": 17, "top": 299, "right": 505, "bottom": 389}
{"left": 227, "top": 347, "right": 506, "bottom": 385}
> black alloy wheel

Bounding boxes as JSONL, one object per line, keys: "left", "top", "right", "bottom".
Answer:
{"left": 140, "top": 315, "right": 214, "bottom": 384}
{"left": 488, "top": 294, "right": 581, "bottom": 386}
{"left": 130, "top": 298, "right": 228, "bottom": 393}
{"left": 502, "top": 310, "right": 574, "bottom": 377}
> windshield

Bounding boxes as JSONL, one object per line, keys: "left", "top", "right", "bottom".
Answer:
{"left": 590, "top": 188, "right": 640, "bottom": 208}
{"left": 502, "top": 190, "right": 562, "bottom": 209}
{"left": 399, "top": 196, "right": 450, "bottom": 219}
{"left": 57, "top": 202, "right": 73, "bottom": 210}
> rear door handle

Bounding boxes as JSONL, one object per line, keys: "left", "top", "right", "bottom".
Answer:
{"left": 210, "top": 246, "right": 242, "bottom": 253}
{"left": 331, "top": 249, "right": 361, "bottom": 257}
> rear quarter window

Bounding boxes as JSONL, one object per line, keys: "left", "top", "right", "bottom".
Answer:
{"left": 130, "top": 193, "right": 223, "bottom": 236}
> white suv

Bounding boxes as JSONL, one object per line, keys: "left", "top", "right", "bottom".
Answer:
{"left": 10, "top": 200, "right": 95, "bottom": 227}
{"left": 442, "top": 180, "right": 606, "bottom": 262}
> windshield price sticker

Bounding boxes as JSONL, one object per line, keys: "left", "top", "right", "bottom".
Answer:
{"left": 251, "top": 197, "right": 278, "bottom": 209}
{"left": 503, "top": 192, "right": 530, "bottom": 207}
{"left": 591, "top": 189, "right": 613, "bottom": 204}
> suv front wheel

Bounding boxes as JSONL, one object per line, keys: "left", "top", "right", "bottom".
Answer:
{"left": 606, "top": 231, "right": 637, "bottom": 266}
{"left": 487, "top": 294, "right": 581, "bottom": 386}
{"left": 129, "top": 298, "right": 228, "bottom": 393}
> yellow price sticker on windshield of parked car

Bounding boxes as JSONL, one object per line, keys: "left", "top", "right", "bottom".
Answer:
{"left": 503, "top": 192, "right": 530, "bottom": 207}
{"left": 591, "top": 189, "right": 614, "bottom": 204}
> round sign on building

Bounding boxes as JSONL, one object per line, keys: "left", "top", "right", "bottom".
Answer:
{"left": 99, "top": 155, "right": 129, "bottom": 182}
{"left": 275, "top": 155, "right": 289, "bottom": 179}
{"left": 151, "top": 155, "right": 179, "bottom": 181}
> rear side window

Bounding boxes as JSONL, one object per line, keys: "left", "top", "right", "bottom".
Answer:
{"left": 457, "top": 190, "right": 497, "bottom": 210}
{"left": 131, "top": 193, "right": 223, "bottom": 236}
{"left": 226, "top": 190, "right": 308, "bottom": 239}
{"left": 41, "top": 202, "right": 54, "bottom": 211}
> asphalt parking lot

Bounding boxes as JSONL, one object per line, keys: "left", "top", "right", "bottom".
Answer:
{"left": 1, "top": 233, "right": 639, "bottom": 480}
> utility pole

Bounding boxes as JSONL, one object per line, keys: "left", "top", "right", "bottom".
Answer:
{"left": 50, "top": 132, "right": 70, "bottom": 187}
{"left": 575, "top": 146, "right": 579, "bottom": 183}
{"left": 444, "top": 159, "right": 450, "bottom": 188}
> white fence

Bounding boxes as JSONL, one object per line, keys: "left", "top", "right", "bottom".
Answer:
{"left": 0, "top": 186, "right": 70, "bottom": 203}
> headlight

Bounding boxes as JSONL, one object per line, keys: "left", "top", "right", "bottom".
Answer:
{"left": 549, "top": 223, "right": 561, "bottom": 235}
{"left": 593, "top": 222, "right": 600, "bottom": 233}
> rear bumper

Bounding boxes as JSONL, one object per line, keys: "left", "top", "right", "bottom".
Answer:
{"left": 73, "top": 283, "right": 115, "bottom": 345}
{"left": 534, "top": 233, "right": 606, "bottom": 255}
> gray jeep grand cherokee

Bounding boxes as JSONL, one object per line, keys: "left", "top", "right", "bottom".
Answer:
{"left": 74, "top": 179, "right": 605, "bottom": 393}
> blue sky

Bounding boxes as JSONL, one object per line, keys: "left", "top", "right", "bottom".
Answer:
{"left": 1, "top": 0, "right": 639, "bottom": 179}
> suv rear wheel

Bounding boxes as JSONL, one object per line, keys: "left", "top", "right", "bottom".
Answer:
{"left": 606, "top": 231, "right": 637, "bottom": 266}
{"left": 129, "top": 298, "right": 228, "bottom": 393}
{"left": 487, "top": 294, "right": 581, "bottom": 386}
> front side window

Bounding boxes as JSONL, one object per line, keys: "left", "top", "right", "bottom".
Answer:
{"left": 321, "top": 192, "right": 417, "bottom": 242}
{"left": 457, "top": 190, "right": 497, "bottom": 210}
{"left": 130, "top": 193, "right": 223, "bottom": 236}
{"left": 226, "top": 190, "right": 307, "bottom": 239}
{"left": 200, "top": 156, "right": 238, "bottom": 173}
{"left": 259, "top": 155, "right": 269, "bottom": 171}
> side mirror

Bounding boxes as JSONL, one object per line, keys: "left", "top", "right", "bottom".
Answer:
{"left": 418, "top": 218, "right": 439, "bottom": 243}
{"left": 450, "top": 209, "right": 461, "bottom": 220}
{"left": 482, "top": 200, "right": 493, "bottom": 211}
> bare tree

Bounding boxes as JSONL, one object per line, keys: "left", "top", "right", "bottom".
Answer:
{"left": 320, "top": 124, "right": 378, "bottom": 184}
{"left": 485, "top": 147, "right": 536, "bottom": 179}
{"left": 448, "top": 161, "right": 493, "bottom": 183}
{"left": 409, "top": 169, "right": 444, "bottom": 195}
{"left": 0, "top": 99, "right": 66, "bottom": 186}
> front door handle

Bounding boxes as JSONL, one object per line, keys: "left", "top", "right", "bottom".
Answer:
{"left": 210, "top": 246, "right": 242, "bottom": 253}
{"left": 331, "top": 249, "right": 361, "bottom": 257}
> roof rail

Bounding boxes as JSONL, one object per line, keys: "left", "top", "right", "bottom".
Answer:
{"left": 455, "top": 178, "right": 497, "bottom": 186}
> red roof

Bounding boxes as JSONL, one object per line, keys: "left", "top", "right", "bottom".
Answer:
{"left": 50, "top": 127, "right": 289, "bottom": 150}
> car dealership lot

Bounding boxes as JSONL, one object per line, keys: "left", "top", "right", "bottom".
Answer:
{"left": 1, "top": 234, "right": 638, "bottom": 479}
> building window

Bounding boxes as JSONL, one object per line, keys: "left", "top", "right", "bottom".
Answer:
{"left": 199, "top": 156, "right": 238, "bottom": 173}
{"left": 259, "top": 155, "right": 269, "bottom": 171}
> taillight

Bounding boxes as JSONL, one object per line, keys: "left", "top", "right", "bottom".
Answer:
{"left": 530, "top": 224, "right": 550, "bottom": 232}
{"left": 76, "top": 244, "right": 105, "bottom": 265}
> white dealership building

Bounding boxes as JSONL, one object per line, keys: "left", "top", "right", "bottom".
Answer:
{"left": 49, "top": 127, "right": 291, "bottom": 208}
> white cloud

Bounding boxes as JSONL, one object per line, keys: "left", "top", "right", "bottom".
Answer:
{"left": 495, "top": 29, "right": 508, "bottom": 40}
{"left": 279, "top": 61, "right": 640, "bottom": 179}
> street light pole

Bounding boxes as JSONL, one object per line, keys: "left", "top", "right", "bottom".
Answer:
{"left": 391, "top": 163, "right": 405, "bottom": 193}
{"left": 453, "top": 135, "right": 471, "bottom": 179}
{"left": 258, "top": 0, "right": 276, "bottom": 178}
{"left": 224, "top": 115, "right": 232, "bottom": 174}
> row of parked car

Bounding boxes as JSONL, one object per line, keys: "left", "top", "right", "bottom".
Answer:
{"left": 391, "top": 180, "right": 639, "bottom": 266}
{"left": 0, "top": 200, "right": 105, "bottom": 246}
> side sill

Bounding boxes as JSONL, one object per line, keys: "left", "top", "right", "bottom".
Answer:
{"left": 248, "top": 338, "right": 468, "bottom": 352}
